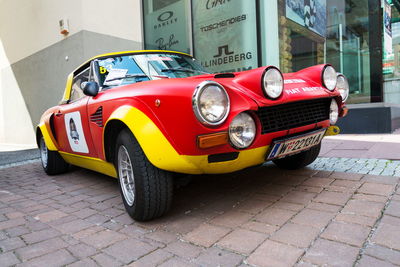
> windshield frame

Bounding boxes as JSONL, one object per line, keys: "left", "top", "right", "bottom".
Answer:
{"left": 94, "top": 52, "right": 210, "bottom": 90}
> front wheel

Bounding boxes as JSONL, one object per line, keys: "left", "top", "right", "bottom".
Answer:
{"left": 272, "top": 143, "right": 321, "bottom": 170}
{"left": 115, "top": 129, "right": 173, "bottom": 221}
{"left": 39, "top": 136, "right": 69, "bottom": 175}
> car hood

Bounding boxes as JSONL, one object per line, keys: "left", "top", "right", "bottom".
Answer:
{"left": 104, "top": 65, "right": 336, "bottom": 109}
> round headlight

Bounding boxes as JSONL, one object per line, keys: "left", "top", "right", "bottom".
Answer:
{"left": 193, "top": 81, "right": 230, "bottom": 126}
{"left": 330, "top": 99, "right": 339, "bottom": 125}
{"left": 229, "top": 112, "right": 256, "bottom": 149}
{"left": 336, "top": 74, "right": 349, "bottom": 102}
{"left": 322, "top": 65, "right": 337, "bottom": 91}
{"left": 262, "top": 67, "right": 283, "bottom": 99}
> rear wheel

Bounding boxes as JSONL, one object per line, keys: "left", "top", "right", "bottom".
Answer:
{"left": 39, "top": 136, "right": 69, "bottom": 175}
{"left": 272, "top": 143, "right": 321, "bottom": 170}
{"left": 115, "top": 129, "right": 173, "bottom": 221}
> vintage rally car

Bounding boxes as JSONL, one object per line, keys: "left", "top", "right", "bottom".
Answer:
{"left": 37, "top": 50, "right": 349, "bottom": 221}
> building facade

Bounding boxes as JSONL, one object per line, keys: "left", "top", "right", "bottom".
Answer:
{"left": 0, "top": 0, "right": 399, "bottom": 147}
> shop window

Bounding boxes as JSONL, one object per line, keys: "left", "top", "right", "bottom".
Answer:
{"left": 276, "top": 0, "right": 373, "bottom": 104}
{"left": 192, "top": 0, "right": 258, "bottom": 73}
{"left": 277, "top": 0, "right": 326, "bottom": 74}
{"left": 143, "top": 0, "right": 191, "bottom": 53}
{"left": 383, "top": 1, "right": 400, "bottom": 104}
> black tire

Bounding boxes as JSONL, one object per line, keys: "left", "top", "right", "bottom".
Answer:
{"left": 115, "top": 129, "right": 173, "bottom": 221}
{"left": 272, "top": 143, "right": 321, "bottom": 170}
{"left": 39, "top": 136, "right": 69, "bottom": 175}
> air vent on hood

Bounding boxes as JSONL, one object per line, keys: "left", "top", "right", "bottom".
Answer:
{"left": 214, "top": 73, "right": 235, "bottom": 78}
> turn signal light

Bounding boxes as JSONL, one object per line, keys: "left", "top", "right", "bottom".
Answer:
{"left": 197, "top": 132, "right": 228, "bottom": 149}
{"left": 340, "top": 106, "right": 349, "bottom": 117}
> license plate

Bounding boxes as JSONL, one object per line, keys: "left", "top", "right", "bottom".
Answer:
{"left": 267, "top": 129, "right": 326, "bottom": 160}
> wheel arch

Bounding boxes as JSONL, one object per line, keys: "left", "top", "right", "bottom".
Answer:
{"left": 103, "top": 105, "right": 200, "bottom": 174}
{"left": 37, "top": 114, "right": 58, "bottom": 151}
{"left": 36, "top": 127, "right": 43, "bottom": 148}
{"left": 103, "top": 119, "right": 129, "bottom": 163}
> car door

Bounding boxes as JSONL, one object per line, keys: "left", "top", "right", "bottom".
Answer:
{"left": 52, "top": 64, "right": 98, "bottom": 158}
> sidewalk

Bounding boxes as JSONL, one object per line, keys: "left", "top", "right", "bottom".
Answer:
{"left": 0, "top": 129, "right": 399, "bottom": 167}
{"left": 0, "top": 149, "right": 39, "bottom": 167}
{"left": 320, "top": 128, "right": 400, "bottom": 160}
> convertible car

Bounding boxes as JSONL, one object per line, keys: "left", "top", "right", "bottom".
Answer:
{"left": 37, "top": 50, "right": 349, "bottom": 221}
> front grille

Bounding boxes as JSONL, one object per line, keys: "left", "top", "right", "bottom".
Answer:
{"left": 257, "top": 98, "right": 331, "bottom": 134}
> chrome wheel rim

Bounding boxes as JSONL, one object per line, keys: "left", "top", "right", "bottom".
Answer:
{"left": 40, "top": 137, "right": 48, "bottom": 168}
{"left": 118, "top": 145, "right": 135, "bottom": 206}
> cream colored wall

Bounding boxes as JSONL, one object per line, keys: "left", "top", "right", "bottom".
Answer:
{"left": 82, "top": 0, "right": 143, "bottom": 44}
{"left": 0, "top": 0, "right": 143, "bottom": 147}
{"left": 0, "top": 40, "right": 36, "bottom": 146}
{"left": 0, "top": 0, "right": 142, "bottom": 65}
{"left": 0, "top": 0, "right": 83, "bottom": 65}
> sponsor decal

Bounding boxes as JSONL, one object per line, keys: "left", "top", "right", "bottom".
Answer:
{"left": 302, "top": 86, "right": 320, "bottom": 92}
{"left": 284, "top": 79, "right": 306, "bottom": 84}
{"left": 286, "top": 87, "right": 322, "bottom": 94}
{"left": 64, "top": 112, "right": 89, "bottom": 153}
{"left": 286, "top": 88, "right": 301, "bottom": 95}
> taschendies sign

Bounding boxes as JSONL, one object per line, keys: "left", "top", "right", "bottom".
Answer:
{"left": 193, "top": 0, "right": 258, "bottom": 73}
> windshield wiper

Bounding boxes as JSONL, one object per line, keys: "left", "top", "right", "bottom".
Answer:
{"left": 161, "top": 67, "right": 209, "bottom": 74}
{"left": 105, "top": 74, "right": 149, "bottom": 82}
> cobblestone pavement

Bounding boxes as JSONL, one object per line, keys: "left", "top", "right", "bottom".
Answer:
{"left": 1, "top": 163, "right": 400, "bottom": 266}
{"left": 311, "top": 158, "right": 400, "bottom": 176}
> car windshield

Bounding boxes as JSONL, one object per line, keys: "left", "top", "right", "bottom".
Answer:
{"left": 97, "top": 53, "right": 210, "bottom": 89}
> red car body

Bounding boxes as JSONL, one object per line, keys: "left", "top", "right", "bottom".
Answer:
{"left": 37, "top": 50, "right": 347, "bottom": 220}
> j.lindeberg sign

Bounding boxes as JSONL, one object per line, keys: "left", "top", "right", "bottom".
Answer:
{"left": 193, "top": 0, "right": 258, "bottom": 73}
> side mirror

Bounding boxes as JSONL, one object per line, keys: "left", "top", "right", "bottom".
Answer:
{"left": 83, "top": 81, "right": 99, "bottom": 97}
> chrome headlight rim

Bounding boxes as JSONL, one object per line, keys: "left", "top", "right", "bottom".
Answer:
{"left": 329, "top": 99, "right": 339, "bottom": 125}
{"left": 322, "top": 65, "right": 337, "bottom": 91}
{"left": 192, "top": 81, "right": 230, "bottom": 127}
{"left": 228, "top": 112, "right": 257, "bottom": 149}
{"left": 336, "top": 73, "right": 349, "bottom": 102}
{"left": 262, "top": 66, "right": 284, "bottom": 99}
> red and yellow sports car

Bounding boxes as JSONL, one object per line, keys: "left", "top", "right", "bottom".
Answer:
{"left": 37, "top": 50, "right": 349, "bottom": 221}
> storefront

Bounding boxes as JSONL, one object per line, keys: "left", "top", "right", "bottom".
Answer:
{"left": 142, "top": 0, "right": 400, "bottom": 132}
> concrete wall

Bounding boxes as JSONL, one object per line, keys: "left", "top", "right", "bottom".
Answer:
{"left": 11, "top": 31, "right": 141, "bottom": 131}
{"left": 0, "top": 0, "right": 143, "bottom": 147}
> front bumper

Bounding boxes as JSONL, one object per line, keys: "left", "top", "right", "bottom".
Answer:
{"left": 157, "top": 125, "right": 339, "bottom": 175}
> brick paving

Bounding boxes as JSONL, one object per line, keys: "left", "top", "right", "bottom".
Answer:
{"left": 0, "top": 163, "right": 399, "bottom": 266}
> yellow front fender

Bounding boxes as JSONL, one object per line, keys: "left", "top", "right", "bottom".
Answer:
{"left": 37, "top": 120, "right": 58, "bottom": 151}
{"left": 105, "top": 106, "right": 202, "bottom": 174}
{"left": 105, "top": 106, "right": 269, "bottom": 174}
